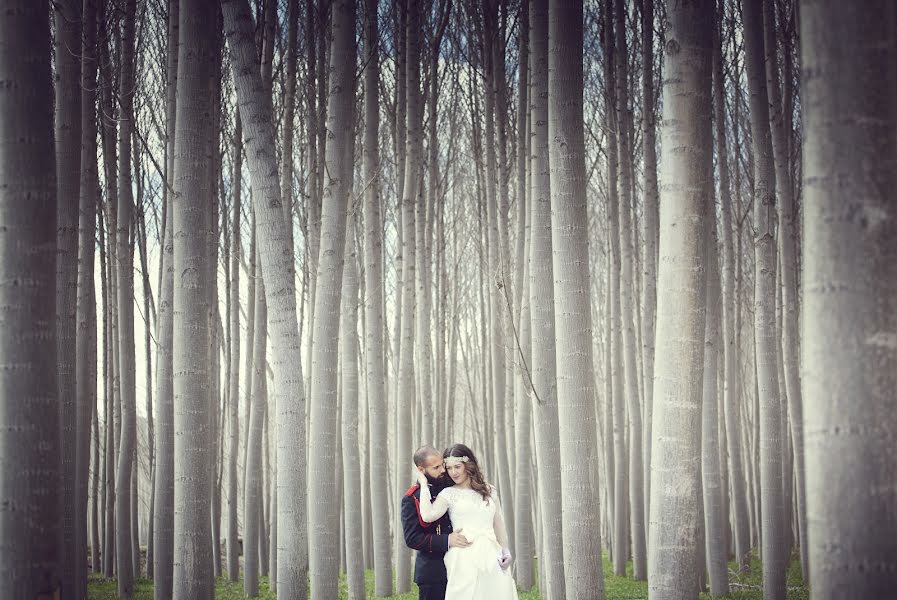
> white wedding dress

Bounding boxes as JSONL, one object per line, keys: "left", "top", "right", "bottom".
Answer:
{"left": 418, "top": 484, "right": 519, "bottom": 600}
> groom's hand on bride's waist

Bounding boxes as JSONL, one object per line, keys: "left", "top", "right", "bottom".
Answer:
{"left": 448, "top": 529, "right": 471, "bottom": 548}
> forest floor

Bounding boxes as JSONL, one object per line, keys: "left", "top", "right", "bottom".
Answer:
{"left": 87, "top": 551, "right": 809, "bottom": 599}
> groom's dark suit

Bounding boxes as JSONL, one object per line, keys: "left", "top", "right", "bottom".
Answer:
{"left": 402, "top": 480, "right": 454, "bottom": 600}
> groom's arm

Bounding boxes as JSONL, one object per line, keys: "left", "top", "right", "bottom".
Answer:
{"left": 401, "top": 486, "right": 450, "bottom": 554}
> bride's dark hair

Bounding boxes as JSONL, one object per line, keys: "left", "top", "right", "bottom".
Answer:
{"left": 444, "top": 444, "right": 493, "bottom": 503}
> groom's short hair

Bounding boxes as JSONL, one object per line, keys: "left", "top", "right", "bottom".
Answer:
{"left": 413, "top": 445, "right": 442, "bottom": 467}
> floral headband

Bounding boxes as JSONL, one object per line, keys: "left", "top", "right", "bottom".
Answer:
{"left": 444, "top": 456, "right": 469, "bottom": 467}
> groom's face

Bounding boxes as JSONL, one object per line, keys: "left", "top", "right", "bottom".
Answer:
{"left": 419, "top": 454, "right": 447, "bottom": 485}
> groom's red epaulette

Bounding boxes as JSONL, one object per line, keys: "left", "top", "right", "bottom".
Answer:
{"left": 404, "top": 483, "right": 420, "bottom": 497}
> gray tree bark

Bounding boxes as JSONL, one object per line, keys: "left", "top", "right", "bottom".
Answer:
{"left": 0, "top": 2, "right": 60, "bottom": 595}
{"left": 171, "top": 1, "right": 217, "bottom": 597}
{"left": 114, "top": 1, "right": 138, "bottom": 593}
{"left": 307, "top": 1, "right": 354, "bottom": 597}
{"left": 636, "top": 0, "right": 658, "bottom": 534}
{"left": 613, "top": 0, "right": 646, "bottom": 577}
{"left": 220, "top": 0, "right": 311, "bottom": 594}
{"left": 702, "top": 212, "right": 729, "bottom": 597}
{"left": 712, "top": 0, "right": 750, "bottom": 570}
{"left": 527, "top": 2, "right": 566, "bottom": 595}
{"left": 741, "top": 1, "right": 786, "bottom": 596}
{"left": 341, "top": 214, "right": 364, "bottom": 600}
{"left": 153, "top": 2, "right": 178, "bottom": 597}
{"left": 76, "top": 0, "right": 99, "bottom": 588}
{"left": 244, "top": 274, "right": 267, "bottom": 598}
{"left": 226, "top": 113, "right": 241, "bottom": 583}
{"left": 53, "top": 0, "right": 82, "bottom": 594}
{"left": 362, "top": 0, "right": 394, "bottom": 592}
{"left": 763, "top": 0, "right": 806, "bottom": 577}
{"left": 646, "top": 0, "right": 713, "bottom": 597}
{"left": 547, "top": 1, "right": 605, "bottom": 597}
{"left": 395, "top": 0, "right": 422, "bottom": 591}
{"left": 801, "top": 1, "right": 897, "bottom": 597}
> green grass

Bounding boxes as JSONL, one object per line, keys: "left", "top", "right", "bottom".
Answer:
{"left": 88, "top": 551, "right": 808, "bottom": 599}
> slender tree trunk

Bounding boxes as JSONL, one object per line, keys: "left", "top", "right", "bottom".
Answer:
{"left": 341, "top": 213, "right": 364, "bottom": 600}
{"left": 613, "top": 0, "right": 646, "bottom": 577}
{"left": 547, "top": 1, "right": 605, "bottom": 597}
{"left": 713, "top": 0, "right": 750, "bottom": 570}
{"left": 172, "top": 1, "right": 217, "bottom": 597}
{"left": 153, "top": 3, "right": 178, "bottom": 597}
{"left": 220, "top": 1, "right": 310, "bottom": 593}
{"left": 528, "top": 2, "right": 565, "bottom": 596}
{"left": 742, "top": 1, "right": 786, "bottom": 596}
{"left": 54, "top": 1, "right": 82, "bottom": 594}
{"left": 513, "top": 2, "right": 536, "bottom": 588}
{"left": 764, "top": 0, "right": 806, "bottom": 576}
{"left": 244, "top": 275, "right": 267, "bottom": 598}
{"left": 635, "top": 0, "right": 658, "bottom": 538}
{"left": 114, "top": 1, "right": 138, "bottom": 593}
{"left": 702, "top": 210, "right": 729, "bottom": 597}
{"left": 801, "top": 2, "right": 897, "bottom": 597}
{"left": 307, "top": 2, "right": 354, "bottom": 596}
{"left": 226, "top": 112, "right": 242, "bottom": 583}
{"left": 646, "top": 0, "right": 712, "bottom": 598}
{"left": 101, "top": 201, "right": 116, "bottom": 579}
{"left": 362, "top": 0, "right": 394, "bottom": 591}
{"left": 602, "top": 0, "right": 627, "bottom": 575}
{"left": 0, "top": 3, "right": 59, "bottom": 595}
{"left": 395, "top": 0, "right": 422, "bottom": 591}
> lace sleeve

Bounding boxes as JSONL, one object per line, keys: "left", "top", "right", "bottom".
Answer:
{"left": 491, "top": 485, "right": 510, "bottom": 548}
{"left": 418, "top": 484, "right": 451, "bottom": 523}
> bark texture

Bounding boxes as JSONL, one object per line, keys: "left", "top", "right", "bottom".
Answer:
{"left": 547, "top": 1, "right": 605, "bottom": 597}
{"left": 0, "top": 2, "right": 60, "bottom": 595}
{"left": 646, "top": 1, "right": 712, "bottom": 597}
{"left": 801, "top": 1, "right": 897, "bottom": 597}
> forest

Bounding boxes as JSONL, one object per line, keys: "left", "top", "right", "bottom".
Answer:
{"left": 0, "top": 0, "right": 894, "bottom": 599}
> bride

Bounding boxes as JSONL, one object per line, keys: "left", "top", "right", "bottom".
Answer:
{"left": 415, "top": 444, "right": 519, "bottom": 600}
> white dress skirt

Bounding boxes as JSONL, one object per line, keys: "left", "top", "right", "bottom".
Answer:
{"left": 430, "top": 486, "right": 518, "bottom": 600}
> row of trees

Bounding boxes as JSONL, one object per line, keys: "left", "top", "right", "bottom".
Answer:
{"left": 0, "top": 0, "right": 894, "bottom": 599}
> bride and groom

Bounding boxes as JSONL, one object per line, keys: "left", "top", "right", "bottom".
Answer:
{"left": 401, "top": 443, "right": 519, "bottom": 600}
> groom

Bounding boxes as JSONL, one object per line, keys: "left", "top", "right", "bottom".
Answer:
{"left": 402, "top": 445, "right": 471, "bottom": 600}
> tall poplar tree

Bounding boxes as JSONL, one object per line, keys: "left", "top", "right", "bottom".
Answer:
{"left": 548, "top": 0, "right": 605, "bottom": 597}
{"left": 801, "top": 1, "right": 897, "bottom": 597}
{"left": 646, "top": 0, "right": 713, "bottom": 598}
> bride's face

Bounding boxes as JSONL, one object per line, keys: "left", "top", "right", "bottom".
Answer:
{"left": 447, "top": 462, "right": 468, "bottom": 485}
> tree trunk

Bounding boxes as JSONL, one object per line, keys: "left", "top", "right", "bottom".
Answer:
{"left": 646, "top": 0, "right": 712, "bottom": 597}
{"left": 528, "top": 1, "right": 565, "bottom": 597}
{"left": 801, "top": 2, "right": 897, "bottom": 597}
{"left": 547, "top": 1, "right": 605, "bottom": 597}
{"left": 636, "top": 0, "right": 658, "bottom": 535}
{"left": 513, "top": 2, "right": 536, "bottom": 588}
{"left": 305, "top": 1, "right": 354, "bottom": 597}
{"left": 613, "top": 0, "right": 646, "bottom": 578}
{"left": 220, "top": 0, "right": 310, "bottom": 593}
{"left": 362, "top": 0, "right": 394, "bottom": 591}
{"left": 172, "top": 1, "right": 217, "bottom": 597}
{"left": 341, "top": 213, "right": 364, "bottom": 600}
{"left": 226, "top": 112, "right": 242, "bottom": 583}
{"left": 114, "top": 1, "right": 138, "bottom": 593}
{"left": 395, "top": 0, "right": 422, "bottom": 591}
{"left": 153, "top": 2, "right": 178, "bottom": 597}
{"left": 741, "top": 1, "right": 786, "bottom": 596}
{"left": 0, "top": 3, "right": 60, "bottom": 595}
{"left": 54, "top": 0, "right": 82, "bottom": 594}
{"left": 764, "top": 0, "right": 806, "bottom": 576}
{"left": 244, "top": 275, "right": 267, "bottom": 598}
{"left": 702, "top": 210, "right": 729, "bottom": 596}
{"left": 713, "top": 0, "right": 750, "bottom": 570}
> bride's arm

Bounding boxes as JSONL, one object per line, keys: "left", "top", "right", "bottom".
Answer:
{"left": 418, "top": 482, "right": 451, "bottom": 523}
